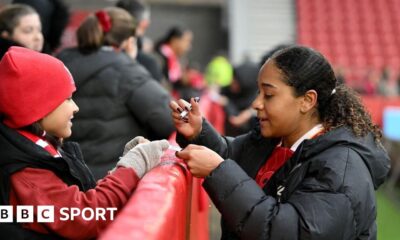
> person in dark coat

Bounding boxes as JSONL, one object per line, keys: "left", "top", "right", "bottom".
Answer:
{"left": 116, "top": 0, "right": 163, "bottom": 82}
{"left": 57, "top": 7, "right": 174, "bottom": 180}
{"left": 221, "top": 60, "right": 259, "bottom": 136}
{"left": 170, "top": 46, "right": 391, "bottom": 239}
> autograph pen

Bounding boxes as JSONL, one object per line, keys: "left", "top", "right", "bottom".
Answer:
{"left": 180, "top": 97, "right": 200, "bottom": 119}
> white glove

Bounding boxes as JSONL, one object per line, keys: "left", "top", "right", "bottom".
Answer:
{"left": 117, "top": 139, "right": 169, "bottom": 178}
{"left": 123, "top": 136, "right": 149, "bottom": 156}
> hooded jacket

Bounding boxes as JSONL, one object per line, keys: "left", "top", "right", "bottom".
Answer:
{"left": 57, "top": 48, "right": 174, "bottom": 179}
{"left": 177, "top": 121, "right": 390, "bottom": 240}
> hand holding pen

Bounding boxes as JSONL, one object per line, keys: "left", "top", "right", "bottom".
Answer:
{"left": 169, "top": 97, "right": 203, "bottom": 140}
{"left": 179, "top": 97, "right": 200, "bottom": 120}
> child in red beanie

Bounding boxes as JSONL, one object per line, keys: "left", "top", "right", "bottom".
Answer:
{"left": 0, "top": 46, "right": 170, "bottom": 239}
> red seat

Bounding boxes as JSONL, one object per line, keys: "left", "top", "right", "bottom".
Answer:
{"left": 296, "top": 0, "right": 400, "bottom": 87}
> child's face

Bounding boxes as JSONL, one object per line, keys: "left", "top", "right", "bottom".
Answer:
{"left": 11, "top": 13, "right": 43, "bottom": 52}
{"left": 40, "top": 98, "right": 79, "bottom": 139}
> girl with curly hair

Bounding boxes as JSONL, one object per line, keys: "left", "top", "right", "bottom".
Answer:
{"left": 171, "top": 45, "right": 390, "bottom": 239}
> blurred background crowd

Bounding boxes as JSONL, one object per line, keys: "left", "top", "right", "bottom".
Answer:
{"left": 0, "top": 0, "right": 399, "bottom": 239}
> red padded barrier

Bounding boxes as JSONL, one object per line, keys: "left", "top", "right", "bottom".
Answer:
{"left": 100, "top": 92, "right": 226, "bottom": 240}
{"left": 99, "top": 150, "right": 192, "bottom": 240}
{"left": 189, "top": 91, "right": 225, "bottom": 240}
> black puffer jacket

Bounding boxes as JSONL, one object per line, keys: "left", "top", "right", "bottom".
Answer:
{"left": 177, "top": 121, "right": 390, "bottom": 240}
{"left": 57, "top": 48, "right": 174, "bottom": 179}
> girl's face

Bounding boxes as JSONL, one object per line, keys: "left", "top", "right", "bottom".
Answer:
{"left": 11, "top": 13, "right": 43, "bottom": 52}
{"left": 40, "top": 98, "right": 79, "bottom": 139}
{"left": 173, "top": 31, "right": 192, "bottom": 57}
{"left": 252, "top": 60, "right": 304, "bottom": 138}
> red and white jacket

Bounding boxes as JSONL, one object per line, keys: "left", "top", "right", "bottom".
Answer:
{"left": 9, "top": 130, "right": 140, "bottom": 239}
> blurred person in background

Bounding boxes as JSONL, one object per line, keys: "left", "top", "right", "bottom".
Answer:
{"left": 171, "top": 46, "right": 390, "bottom": 239}
{"left": 220, "top": 60, "right": 258, "bottom": 136}
{"left": 377, "top": 66, "right": 398, "bottom": 97}
{"left": 205, "top": 55, "right": 233, "bottom": 90}
{"left": 361, "top": 69, "right": 379, "bottom": 95}
{"left": 57, "top": 7, "right": 174, "bottom": 180}
{"left": 155, "top": 26, "right": 194, "bottom": 99}
{"left": 203, "top": 54, "right": 233, "bottom": 108}
{"left": 0, "top": 4, "right": 43, "bottom": 58}
{"left": 116, "top": 0, "right": 163, "bottom": 82}
{"left": 12, "top": 0, "right": 70, "bottom": 54}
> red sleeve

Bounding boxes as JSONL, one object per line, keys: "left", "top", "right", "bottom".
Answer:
{"left": 10, "top": 167, "right": 139, "bottom": 240}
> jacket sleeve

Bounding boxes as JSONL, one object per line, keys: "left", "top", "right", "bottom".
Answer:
{"left": 125, "top": 79, "right": 175, "bottom": 139}
{"left": 10, "top": 167, "right": 139, "bottom": 239}
{"left": 203, "top": 159, "right": 355, "bottom": 240}
{"left": 176, "top": 119, "right": 248, "bottom": 159}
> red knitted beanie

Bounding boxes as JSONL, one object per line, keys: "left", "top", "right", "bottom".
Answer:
{"left": 0, "top": 47, "right": 76, "bottom": 128}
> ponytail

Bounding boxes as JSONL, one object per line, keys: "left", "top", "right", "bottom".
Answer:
{"left": 77, "top": 15, "right": 103, "bottom": 53}
{"left": 321, "top": 84, "right": 382, "bottom": 141}
{"left": 77, "top": 7, "right": 136, "bottom": 54}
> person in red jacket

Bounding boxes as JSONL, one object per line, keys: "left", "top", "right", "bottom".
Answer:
{"left": 0, "top": 46, "right": 169, "bottom": 239}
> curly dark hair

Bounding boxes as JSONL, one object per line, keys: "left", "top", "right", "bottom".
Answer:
{"left": 270, "top": 45, "right": 382, "bottom": 141}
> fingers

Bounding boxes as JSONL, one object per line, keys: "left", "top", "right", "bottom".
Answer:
{"left": 170, "top": 99, "right": 191, "bottom": 114}
{"left": 171, "top": 111, "right": 188, "bottom": 123}
{"left": 126, "top": 136, "right": 140, "bottom": 147}
{"left": 138, "top": 137, "right": 150, "bottom": 144}
{"left": 170, "top": 99, "right": 196, "bottom": 123}
{"left": 177, "top": 99, "right": 191, "bottom": 113}
{"left": 171, "top": 111, "right": 181, "bottom": 120}
{"left": 124, "top": 136, "right": 149, "bottom": 155}
{"left": 157, "top": 139, "right": 170, "bottom": 151}
{"left": 144, "top": 139, "right": 170, "bottom": 152}
{"left": 189, "top": 97, "right": 200, "bottom": 115}
{"left": 175, "top": 144, "right": 203, "bottom": 160}
{"left": 132, "top": 136, "right": 149, "bottom": 144}
{"left": 186, "top": 144, "right": 204, "bottom": 150}
{"left": 169, "top": 100, "right": 183, "bottom": 113}
{"left": 175, "top": 149, "right": 186, "bottom": 159}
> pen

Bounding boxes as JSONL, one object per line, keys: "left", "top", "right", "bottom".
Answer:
{"left": 180, "top": 97, "right": 200, "bottom": 119}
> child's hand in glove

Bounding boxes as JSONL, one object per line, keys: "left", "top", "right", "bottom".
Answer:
{"left": 123, "top": 136, "right": 150, "bottom": 156}
{"left": 117, "top": 139, "right": 169, "bottom": 178}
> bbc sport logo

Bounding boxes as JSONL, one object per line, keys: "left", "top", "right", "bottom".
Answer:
{"left": 0, "top": 206, "right": 117, "bottom": 222}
